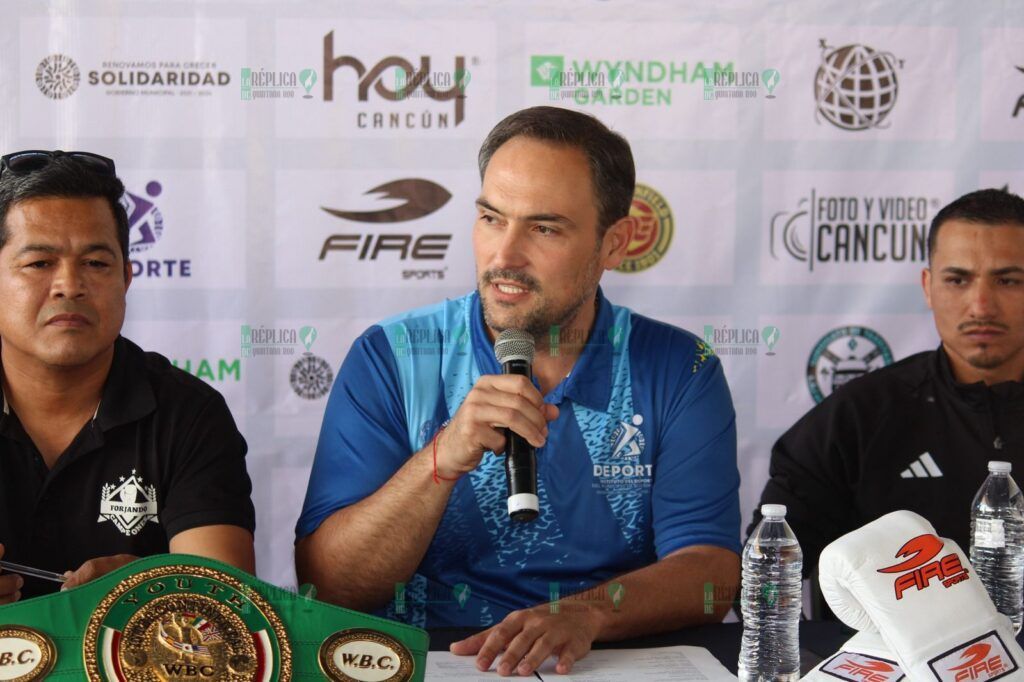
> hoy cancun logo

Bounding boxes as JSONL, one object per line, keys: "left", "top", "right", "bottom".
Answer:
{"left": 876, "top": 534, "right": 968, "bottom": 600}
{"left": 322, "top": 31, "right": 471, "bottom": 130}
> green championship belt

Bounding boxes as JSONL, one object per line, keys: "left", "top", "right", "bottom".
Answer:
{"left": 0, "top": 554, "right": 428, "bottom": 681}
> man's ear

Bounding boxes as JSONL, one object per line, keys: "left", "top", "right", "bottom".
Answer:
{"left": 123, "top": 258, "right": 133, "bottom": 290}
{"left": 921, "top": 267, "right": 932, "bottom": 310}
{"left": 601, "top": 216, "right": 636, "bottom": 271}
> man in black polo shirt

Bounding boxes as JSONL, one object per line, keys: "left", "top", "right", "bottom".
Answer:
{"left": 0, "top": 150, "right": 255, "bottom": 602}
{"left": 750, "top": 188, "right": 1024, "bottom": 584}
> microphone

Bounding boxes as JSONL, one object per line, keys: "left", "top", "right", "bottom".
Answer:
{"left": 494, "top": 329, "right": 539, "bottom": 522}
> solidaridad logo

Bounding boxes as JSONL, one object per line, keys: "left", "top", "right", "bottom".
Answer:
{"left": 807, "top": 326, "right": 893, "bottom": 403}
{"left": 290, "top": 326, "right": 334, "bottom": 400}
{"left": 814, "top": 40, "right": 901, "bottom": 131}
{"left": 615, "top": 183, "right": 673, "bottom": 273}
{"left": 36, "top": 54, "right": 81, "bottom": 99}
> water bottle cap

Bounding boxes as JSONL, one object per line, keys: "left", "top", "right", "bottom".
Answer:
{"left": 761, "top": 503, "right": 787, "bottom": 518}
{"left": 989, "top": 461, "right": 1012, "bottom": 474}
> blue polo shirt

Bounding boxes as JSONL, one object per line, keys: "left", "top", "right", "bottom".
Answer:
{"left": 296, "top": 289, "right": 740, "bottom": 628}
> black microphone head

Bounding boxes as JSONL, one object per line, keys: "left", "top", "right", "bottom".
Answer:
{"left": 494, "top": 329, "right": 535, "bottom": 365}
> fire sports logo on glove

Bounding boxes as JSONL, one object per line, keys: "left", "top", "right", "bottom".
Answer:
{"left": 929, "top": 632, "right": 1019, "bottom": 682}
{"left": 876, "top": 534, "right": 969, "bottom": 600}
{"left": 820, "top": 651, "right": 904, "bottom": 682}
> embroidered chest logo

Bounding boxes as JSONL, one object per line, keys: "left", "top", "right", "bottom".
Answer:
{"left": 610, "top": 414, "right": 645, "bottom": 459}
{"left": 592, "top": 413, "right": 653, "bottom": 492}
{"left": 98, "top": 469, "right": 159, "bottom": 536}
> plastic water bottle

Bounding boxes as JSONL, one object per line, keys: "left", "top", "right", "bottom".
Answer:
{"left": 970, "top": 461, "right": 1024, "bottom": 634}
{"left": 738, "top": 504, "right": 803, "bottom": 682}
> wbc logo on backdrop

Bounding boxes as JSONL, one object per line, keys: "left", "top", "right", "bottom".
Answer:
{"left": 929, "top": 633, "right": 1019, "bottom": 682}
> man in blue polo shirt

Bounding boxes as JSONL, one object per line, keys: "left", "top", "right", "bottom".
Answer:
{"left": 295, "top": 106, "right": 740, "bottom": 676}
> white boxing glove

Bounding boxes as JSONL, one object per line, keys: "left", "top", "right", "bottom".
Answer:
{"left": 802, "top": 631, "right": 904, "bottom": 682}
{"left": 818, "top": 510, "right": 1024, "bottom": 681}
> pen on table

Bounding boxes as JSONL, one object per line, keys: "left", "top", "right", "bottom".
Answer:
{"left": 0, "top": 559, "right": 67, "bottom": 583}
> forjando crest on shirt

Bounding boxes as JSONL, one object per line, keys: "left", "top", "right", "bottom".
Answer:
{"left": 98, "top": 469, "right": 159, "bottom": 537}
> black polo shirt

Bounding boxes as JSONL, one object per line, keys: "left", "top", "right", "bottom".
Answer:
{"left": 0, "top": 336, "right": 255, "bottom": 599}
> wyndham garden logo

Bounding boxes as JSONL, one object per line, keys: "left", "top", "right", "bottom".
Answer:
{"left": 530, "top": 54, "right": 734, "bottom": 106}
{"left": 172, "top": 358, "right": 241, "bottom": 382}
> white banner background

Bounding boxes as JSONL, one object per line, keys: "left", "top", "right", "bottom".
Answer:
{"left": 2, "top": 0, "right": 1021, "bottom": 594}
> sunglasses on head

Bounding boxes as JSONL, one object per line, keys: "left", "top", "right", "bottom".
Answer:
{"left": 0, "top": 149, "right": 116, "bottom": 179}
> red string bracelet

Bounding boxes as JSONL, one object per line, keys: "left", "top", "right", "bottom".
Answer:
{"left": 432, "top": 423, "right": 459, "bottom": 484}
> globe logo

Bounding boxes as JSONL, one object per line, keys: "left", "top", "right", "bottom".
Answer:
{"left": 814, "top": 43, "right": 899, "bottom": 131}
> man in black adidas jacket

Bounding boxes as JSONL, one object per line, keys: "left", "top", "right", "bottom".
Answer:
{"left": 750, "top": 188, "right": 1024, "bottom": 580}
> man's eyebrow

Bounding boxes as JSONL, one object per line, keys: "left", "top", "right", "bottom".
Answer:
{"left": 15, "top": 244, "right": 60, "bottom": 256}
{"left": 990, "top": 266, "right": 1024, "bottom": 276}
{"left": 940, "top": 266, "right": 973, "bottom": 276}
{"left": 475, "top": 198, "right": 576, "bottom": 226}
{"left": 81, "top": 243, "right": 119, "bottom": 258}
{"left": 14, "top": 243, "right": 118, "bottom": 258}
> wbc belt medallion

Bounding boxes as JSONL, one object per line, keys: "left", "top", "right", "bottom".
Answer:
{"left": 83, "top": 566, "right": 291, "bottom": 681}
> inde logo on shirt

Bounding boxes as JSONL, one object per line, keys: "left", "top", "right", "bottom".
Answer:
{"left": 876, "top": 534, "right": 969, "bottom": 600}
{"left": 929, "top": 633, "right": 1019, "bottom": 682}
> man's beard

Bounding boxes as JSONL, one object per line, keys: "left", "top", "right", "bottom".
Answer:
{"left": 478, "top": 265, "right": 599, "bottom": 342}
{"left": 965, "top": 347, "right": 1011, "bottom": 370}
{"left": 959, "top": 320, "right": 1014, "bottom": 370}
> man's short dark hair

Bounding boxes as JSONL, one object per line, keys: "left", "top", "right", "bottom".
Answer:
{"left": 477, "top": 106, "right": 635, "bottom": 236}
{"left": 0, "top": 153, "right": 129, "bottom": 263}
{"left": 928, "top": 188, "right": 1024, "bottom": 262}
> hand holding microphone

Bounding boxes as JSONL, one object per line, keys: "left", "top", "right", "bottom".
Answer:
{"left": 433, "top": 329, "right": 557, "bottom": 521}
